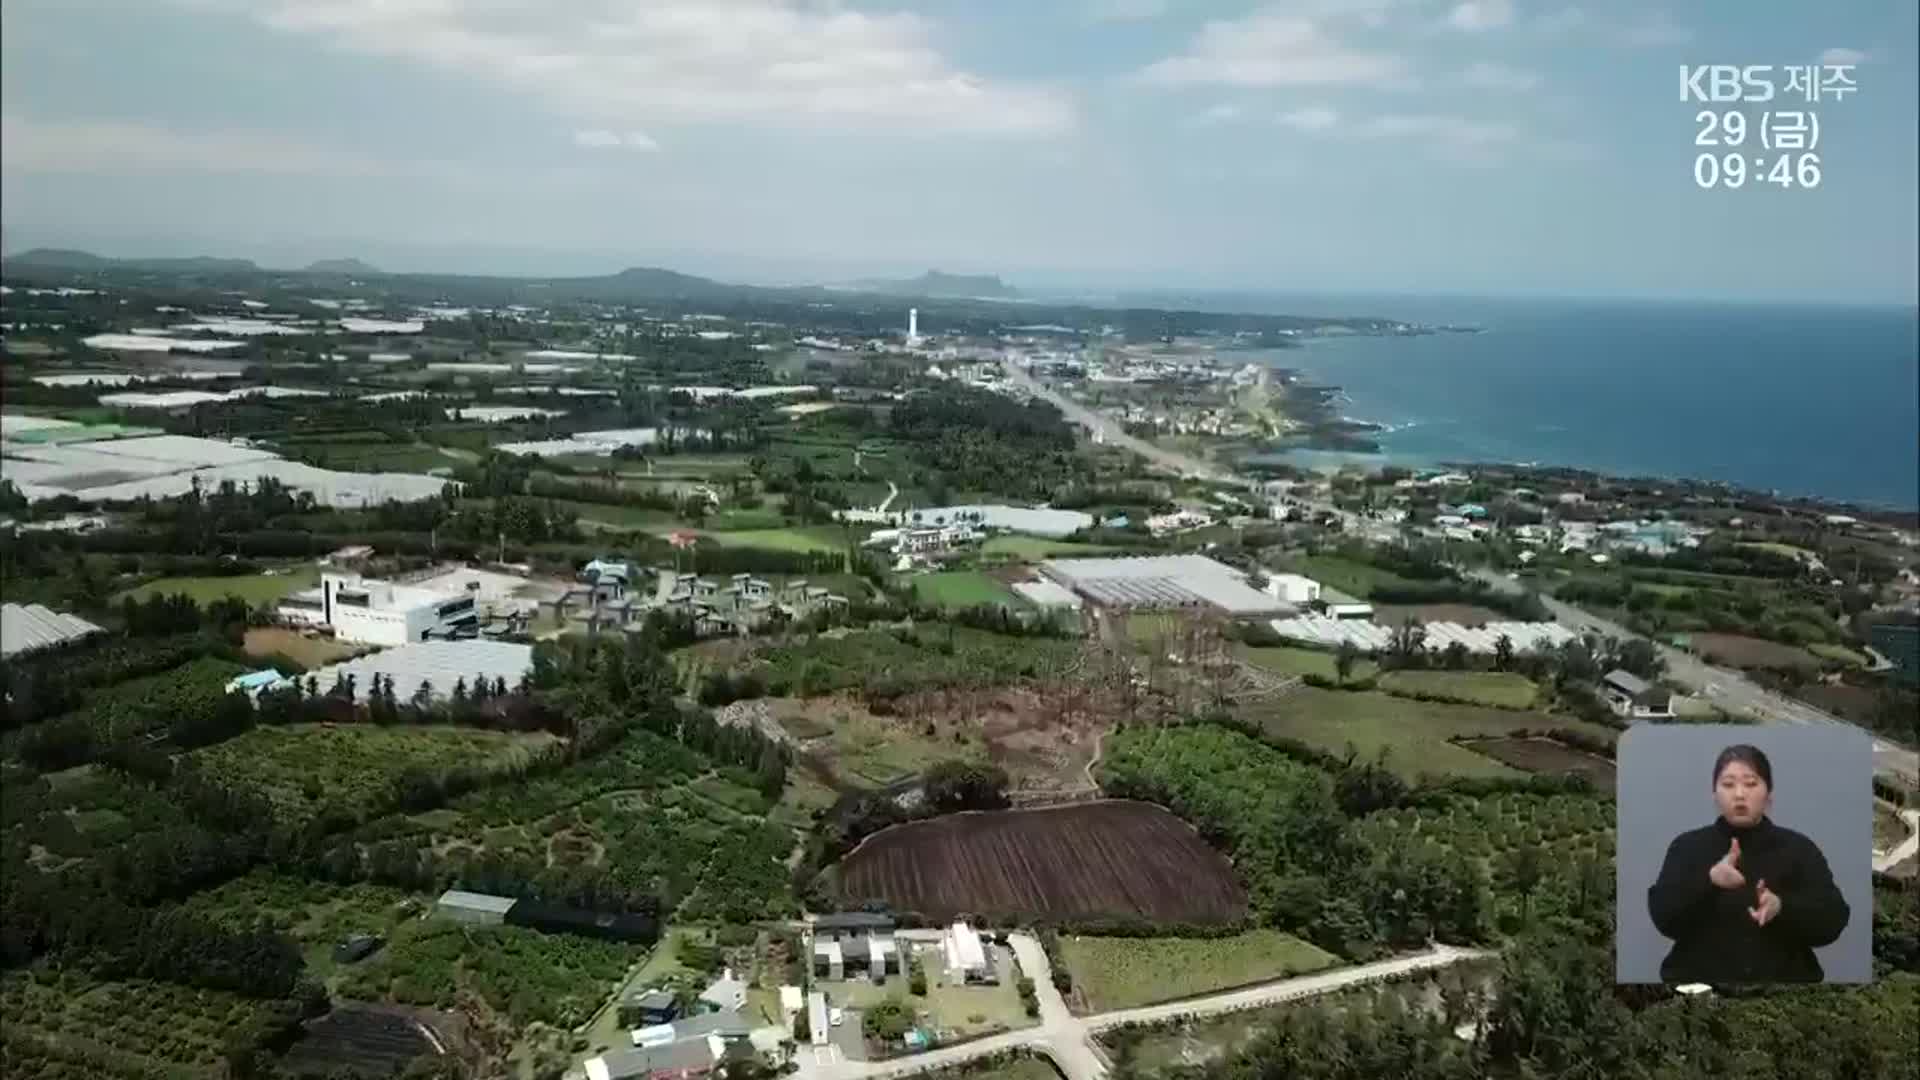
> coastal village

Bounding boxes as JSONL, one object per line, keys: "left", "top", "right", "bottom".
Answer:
{"left": 1, "top": 259, "right": 1915, "bottom": 1080}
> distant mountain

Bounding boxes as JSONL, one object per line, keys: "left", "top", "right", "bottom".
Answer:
{"left": 305, "top": 257, "right": 382, "bottom": 275}
{"left": 3, "top": 248, "right": 259, "bottom": 273}
{"left": 845, "top": 270, "right": 1019, "bottom": 299}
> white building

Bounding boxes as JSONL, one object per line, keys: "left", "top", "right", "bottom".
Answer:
{"left": 942, "top": 922, "right": 989, "bottom": 984}
{"left": 277, "top": 573, "right": 479, "bottom": 645}
{"left": 1263, "top": 573, "right": 1322, "bottom": 607}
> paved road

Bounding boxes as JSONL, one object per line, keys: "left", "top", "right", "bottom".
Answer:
{"left": 793, "top": 936, "right": 1489, "bottom": 1080}
{"left": 1472, "top": 572, "right": 1919, "bottom": 786}
{"left": 1001, "top": 362, "right": 1237, "bottom": 485}
{"left": 1874, "top": 809, "right": 1920, "bottom": 874}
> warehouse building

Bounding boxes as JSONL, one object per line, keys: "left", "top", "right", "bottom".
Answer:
{"left": 278, "top": 573, "right": 479, "bottom": 645}
{"left": 435, "top": 889, "right": 517, "bottom": 926}
{"left": 1039, "top": 554, "right": 1286, "bottom": 615}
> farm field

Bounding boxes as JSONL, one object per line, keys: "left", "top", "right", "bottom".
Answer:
{"left": 1690, "top": 633, "right": 1821, "bottom": 672}
{"left": 1370, "top": 603, "right": 1510, "bottom": 627}
{"left": 1808, "top": 643, "right": 1869, "bottom": 667}
{"left": 1793, "top": 682, "right": 1887, "bottom": 725}
{"left": 754, "top": 627, "right": 1080, "bottom": 700}
{"left": 910, "top": 571, "right": 1020, "bottom": 610}
{"left": 175, "top": 871, "right": 421, "bottom": 983}
{"left": 1351, "top": 791, "right": 1615, "bottom": 872}
{"left": 541, "top": 498, "right": 682, "bottom": 530}
{"left": 287, "top": 440, "right": 464, "bottom": 473}
{"left": 0, "top": 969, "right": 298, "bottom": 1078}
{"left": 279, "top": 1005, "right": 447, "bottom": 1079}
{"left": 834, "top": 800, "right": 1247, "bottom": 924}
{"left": 980, "top": 536, "right": 1118, "bottom": 560}
{"left": 335, "top": 920, "right": 638, "bottom": 1028}
{"left": 1059, "top": 931, "right": 1339, "bottom": 1013}
{"left": 1280, "top": 556, "right": 1418, "bottom": 599}
{"left": 1239, "top": 646, "right": 1377, "bottom": 682}
{"left": 115, "top": 565, "right": 320, "bottom": 606}
{"left": 1376, "top": 670, "right": 1539, "bottom": 709}
{"left": 190, "top": 723, "right": 559, "bottom": 825}
{"left": 705, "top": 526, "right": 847, "bottom": 554}
{"left": 1457, "top": 736, "right": 1617, "bottom": 787}
{"left": 243, "top": 626, "right": 360, "bottom": 669}
{"left": 1247, "top": 686, "right": 1615, "bottom": 782}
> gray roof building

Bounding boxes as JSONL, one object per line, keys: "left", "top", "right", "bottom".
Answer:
{"left": 1, "top": 603, "right": 103, "bottom": 658}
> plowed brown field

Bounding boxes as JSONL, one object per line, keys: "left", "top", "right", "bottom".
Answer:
{"left": 835, "top": 799, "right": 1247, "bottom": 924}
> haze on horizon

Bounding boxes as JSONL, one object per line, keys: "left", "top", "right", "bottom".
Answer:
{"left": 3, "top": 0, "right": 1916, "bottom": 304}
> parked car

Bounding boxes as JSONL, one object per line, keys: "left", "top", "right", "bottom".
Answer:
{"left": 829, "top": 1007, "right": 845, "bottom": 1028}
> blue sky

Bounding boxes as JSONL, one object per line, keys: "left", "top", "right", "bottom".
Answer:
{"left": 2, "top": 0, "right": 1915, "bottom": 302}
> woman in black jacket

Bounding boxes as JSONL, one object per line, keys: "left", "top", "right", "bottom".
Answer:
{"left": 1646, "top": 743, "right": 1850, "bottom": 983}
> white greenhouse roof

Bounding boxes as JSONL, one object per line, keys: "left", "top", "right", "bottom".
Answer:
{"left": 306, "top": 640, "right": 534, "bottom": 700}
{"left": 1, "top": 603, "right": 104, "bottom": 658}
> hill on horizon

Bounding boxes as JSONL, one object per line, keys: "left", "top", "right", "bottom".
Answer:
{"left": 3, "top": 247, "right": 259, "bottom": 273}
{"left": 305, "top": 257, "right": 382, "bottom": 275}
{"left": 845, "top": 270, "right": 1018, "bottom": 299}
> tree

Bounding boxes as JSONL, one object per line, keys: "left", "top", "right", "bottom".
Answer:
{"left": 862, "top": 997, "right": 915, "bottom": 1042}
{"left": 1494, "top": 633, "right": 1515, "bottom": 672}
{"left": 1389, "top": 617, "right": 1427, "bottom": 668}
{"left": 1442, "top": 640, "right": 1470, "bottom": 670}
{"left": 1334, "top": 640, "right": 1360, "bottom": 684}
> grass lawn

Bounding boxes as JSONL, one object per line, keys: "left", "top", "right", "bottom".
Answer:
{"left": 980, "top": 535, "right": 1118, "bottom": 560}
{"left": 545, "top": 498, "right": 683, "bottom": 530}
{"left": 1239, "top": 645, "right": 1377, "bottom": 682}
{"left": 705, "top": 527, "right": 847, "bottom": 554}
{"left": 923, "top": 945, "right": 1035, "bottom": 1035}
{"left": 910, "top": 571, "right": 1019, "bottom": 610}
{"left": 1248, "top": 686, "right": 1615, "bottom": 781}
{"left": 1282, "top": 555, "right": 1418, "bottom": 600}
{"left": 1060, "top": 931, "right": 1339, "bottom": 1013}
{"left": 1376, "top": 670, "right": 1540, "bottom": 709}
{"left": 117, "top": 564, "right": 320, "bottom": 606}
{"left": 192, "top": 724, "right": 559, "bottom": 825}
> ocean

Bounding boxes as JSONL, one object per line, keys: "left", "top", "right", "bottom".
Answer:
{"left": 1221, "top": 296, "right": 1918, "bottom": 510}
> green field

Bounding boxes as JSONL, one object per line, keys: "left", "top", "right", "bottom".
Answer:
{"left": 1059, "top": 931, "right": 1339, "bottom": 1012}
{"left": 544, "top": 498, "right": 683, "bottom": 529}
{"left": 289, "top": 440, "right": 465, "bottom": 473}
{"left": 1249, "top": 686, "right": 1614, "bottom": 781}
{"left": 192, "top": 723, "right": 559, "bottom": 825}
{"left": 705, "top": 526, "right": 848, "bottom": 554}
{"left": 980, "top": 535, "right": 1117, "bottom": 560}
{"left": 1376, "top": 670, "right": 1539, "bottom": 709}
{"left": 911, "top": 571, "right": 1020, "bottom": 610}
{"left": 1240, "top": 646, "right": 1378, "bottom": 682}
{"left": 116, "top": 565, "right": 320, "bottom": 606}
{"left": 1282, "top": 555, "right": 1418, "bottom": 600}
{"left": 1808, "top": 642, "right": 1869, "bottom": 667}
{"left": 336, "top": 919, "right": 639, "bottom": 1028}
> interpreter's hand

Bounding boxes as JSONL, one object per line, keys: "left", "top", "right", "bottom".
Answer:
{"left": 1708, "top": 838, "right": 1746, "bottom": 890}
{"left": 1749, "top": 880, "right": 1782, "bottom": 927}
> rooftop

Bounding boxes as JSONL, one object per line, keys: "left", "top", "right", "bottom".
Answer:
{"left": 0, "top": 603, "right": 104, "bottom": 658}
{"left": 306, "top": 640, "right": 533, "bottom": 701}
{"left": 1041, "top": 554, "right": 1285, "bottom": 615}
{"left": 436, "top": 889, "right": 517, "bottom": 914}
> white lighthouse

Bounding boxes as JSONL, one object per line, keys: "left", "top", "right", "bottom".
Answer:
{"left": 907, "top": 308, "right": 921, "bottom": 347}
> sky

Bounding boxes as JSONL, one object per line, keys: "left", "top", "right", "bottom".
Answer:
{"left": 2, "top": 0, "right": 1916, "bottom": 303}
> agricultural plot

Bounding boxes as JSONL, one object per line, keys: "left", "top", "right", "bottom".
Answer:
{"left": 191, "top": 723, "right": 560, "bottom": 826}
{"left": 835, "top": 800, "right": 1247, "bottom": 924}
{"left": 0, "top": 970, "right": 297, "bottom": 1077}
{"left": 1691, "top": 632, "right": 1821, "bottom": 672}
{"left": 755, "top": 627, "right": 1079, "bottom": 700}
{"left": 706, "top": 527, "right": 847, "bottom": 554}
{"left": 1246, "top": 686, "right": 1615, "bottom": 782}
{"left": 115, "top": 565, "right": 320, "bottom": 606}
{"left": 243, "top": 626, "right": 360, "bottom": 669}
{"left": 279, "top": 1006, "right": 447, "bottom": 1079}
{"left": 175, "top": 872, "right": 421, "bottom": 981}
{"left": 1238, "top": 646, "right": 1377, "bottom": 682}
{"left": 1059, "top": 931, "right": 1338, "bottom": 1012}
{"left": 979, "top": 536, "right": 1118, "bottom": 560}
{"left": 1280, "top": 556, "right": 1418, "bottom": 600}
{"left": 1350, "top": 791, "right": 1615, "bottom": 870}
{"left": 2, "top": 763, "right": 206, "bottom": 873}
{"left": 336, "top": 920, "right": 637, "bottom": 1029}
{"left": 909, "top": 571, "right": 1020, "bottom": 610}
{"left": 1457, "top": 737, "right": 1616, "bottom": 787}
{"left": 1376, "top": 670, "right": 1539, "bottom": 709}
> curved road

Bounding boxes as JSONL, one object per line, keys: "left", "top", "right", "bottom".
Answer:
{"left": 796, "top": 936, "right": 1489, "bottom": 1080}
{"left": 1001, "top": 363, "right": 1236, "bottom": 485}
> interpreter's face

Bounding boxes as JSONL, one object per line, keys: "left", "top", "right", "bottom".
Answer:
{"left": 1714, "top": 761, "right": 1771, "bottom": 826}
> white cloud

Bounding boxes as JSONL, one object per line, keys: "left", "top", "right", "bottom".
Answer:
{"left": 1139, "top": 9, "right": 1408, "bottom": 88}
{"left": 1819, "top": 47, "right": 1868, "bottom": 65}
{"left": 1447, "top": 0, "right": 1513, "bottom": 32}
{"left": 573, "top": 129, "right": 660, "bottom": 151}
{"left": 1, "top": 112, "right": 402, "bottom": 177}
{"left": 1277, "top": 106, "right": 1341, "bottom": 132}
{"left": 1192, "top": 103, "right": 1245, "bottom": 126}
{"left": 1460, "top": 62, "right": 1540, "bottom": 92}
{"left": 1085, "top": 0, "right": 1167, "bottom": 21}
{"left": 194, "top": 0, "right": 1072, "bottom": 138}
{"left": 1356, "top": 113, "right": 1517, "bottom": 146}
{"left": 1614, "top": 11, "right": 1690, "bottom": 47}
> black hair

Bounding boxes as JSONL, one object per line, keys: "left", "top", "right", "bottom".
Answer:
{"left": 1712, "top": 744, "right": 1773, "bottom": 789}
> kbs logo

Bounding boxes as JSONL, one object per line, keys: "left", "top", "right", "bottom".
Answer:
{"left": 1680, "top": 65, "right": 1775, "bottom": 103}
